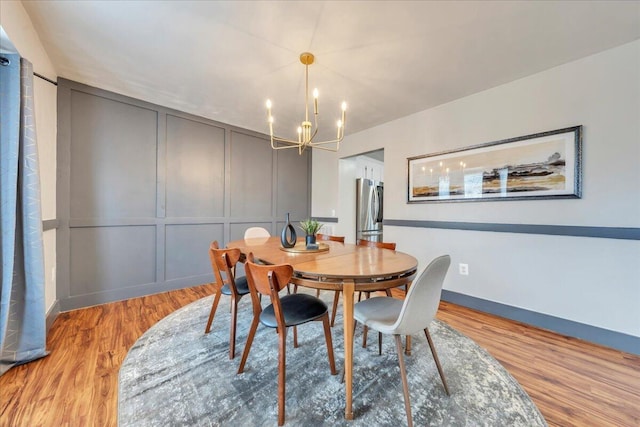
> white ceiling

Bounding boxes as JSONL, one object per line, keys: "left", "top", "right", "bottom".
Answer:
{"left": 22, "top": 1, "right": 640, "bottom": 141}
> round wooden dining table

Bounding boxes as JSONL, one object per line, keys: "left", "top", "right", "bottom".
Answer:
{"left": 226, "top": 236, "right": 418, "bottom": 420}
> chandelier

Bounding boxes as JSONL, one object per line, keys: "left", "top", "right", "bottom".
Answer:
{"left": 266, "top": 52, "right": 347, "bottom": 154}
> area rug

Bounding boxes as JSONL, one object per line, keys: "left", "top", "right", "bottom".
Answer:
{"left": 119, "top": 291, "right": 546, "bottom": 426}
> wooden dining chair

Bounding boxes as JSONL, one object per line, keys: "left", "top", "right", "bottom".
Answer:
{"left": 237, "top": 253, "right": 337, "bottom": 426}
{"left": 356, "top": 238, "right": 396, "bottom": 251}
{"left": 204, "top": 241, "right": 251, "bottom": 359}
{"left": 316, "top": 233, "right": 345, "bottom": 243}
{"left": 328, "top": 239, "right": 397, "bottom": 328}
{"left": 353, "top": 255, "right": 451, "bottom": 427}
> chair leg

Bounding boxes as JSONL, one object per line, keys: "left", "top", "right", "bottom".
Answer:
{"left": 378, "top": 332, "right": 382, "bottom": 355}
{"left": 229, "top": 297, "right": 238, "bottom": 359}
{"left": 237, "top": 317, "right": 260, "bottom": 374}
{"left": 424, "top": 328, "right": 450, "bottom": 395}
{"left": 293, "top": 326, "right": 298, "bottom": 348}
{"left": 362, "top": 325, "right": 368, "bottom": 348}
{"left": 361, "top": 292, "right": 371, "bottom": 348}
{"left": 404, "top": 283, "right": 413, "bottom": 356}
{"left": 278, "top": 326, "right": 287, "bottom": 426}
{"left": 204, "top": 291, "right": 222, "bottom": 334}
{"left": 330, "top": 291, "right": 340, "bottom": 327}
{"left": 321, "top": 315, "right": 337, "bottom": 375}
{"left": 394, "top": 335, "right": 413, "bottom": 427}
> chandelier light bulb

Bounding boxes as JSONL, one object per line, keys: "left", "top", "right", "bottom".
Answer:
{"left": 266, "top": 99, "right": 272, "bottom": 109}
{"left": 341, "top": 101, "right": 347, "bottom": 111}
{"left": 268, "top": 116, "right": 274, "bottom": 124}
{"left": 312, "top": 88, "right": 319, "bottom": 115}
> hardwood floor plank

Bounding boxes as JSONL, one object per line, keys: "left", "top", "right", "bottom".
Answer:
{"left": 1, "top": 286, "right": 638, "bottom": 427}
{"left": 436, "top": 301, "right": 640, "bottom": 427}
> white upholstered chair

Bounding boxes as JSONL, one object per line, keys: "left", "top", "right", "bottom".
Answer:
{"left": 244, "top": 227, "right": 271, "bottom": 239}
{"left": 353, "top": 255, "right": 451, "bottom": 427}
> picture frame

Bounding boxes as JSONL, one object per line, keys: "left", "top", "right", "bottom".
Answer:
{"left": 407, "top": 126, "right": 582, "bottom": 203}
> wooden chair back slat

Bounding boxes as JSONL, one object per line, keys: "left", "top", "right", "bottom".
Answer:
{"left": 245, "top": 253, "right": 293, "bottom": 296}
{"left": 209, "top": 241, "right": 242, "bottom": 292}
{"left": 316, "top": 233, "right": 345, "bottom": 243}
{"left": 357, "top": 239, "right": 396, "bottom": 250}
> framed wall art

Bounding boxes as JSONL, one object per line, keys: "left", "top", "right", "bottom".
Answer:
{"left": 407, "top": 126, "right": 582, "bottom": 203}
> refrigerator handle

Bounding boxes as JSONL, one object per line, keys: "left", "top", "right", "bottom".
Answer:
{"left": 369, "top": 184, "right": 376, "bottom": 226}
{"left": 374, "top": 185, "right": 383, "bottom": 223}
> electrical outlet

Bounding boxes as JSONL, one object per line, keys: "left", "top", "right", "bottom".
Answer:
{"left": 459, "top": 263, "right": 469, "bottom": 275}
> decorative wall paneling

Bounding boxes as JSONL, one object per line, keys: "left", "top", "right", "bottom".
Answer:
{"left": 57, "top": 79, "right": 310, "bottom": 310}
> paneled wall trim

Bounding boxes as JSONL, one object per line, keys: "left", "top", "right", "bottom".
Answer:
{"left": 57, "top": 79, "right": 311, "bottom": 311}
{"left": 384, "top": 219, "right": 640, "bottom": 240}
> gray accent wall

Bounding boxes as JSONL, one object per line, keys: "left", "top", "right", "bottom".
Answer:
{"left": 57, "top": 79, "right": 310, "bottom": 311}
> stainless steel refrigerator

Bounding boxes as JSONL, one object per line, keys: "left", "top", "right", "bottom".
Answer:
{"left": 356, "top": 178, "right": 384, "bottom": 242}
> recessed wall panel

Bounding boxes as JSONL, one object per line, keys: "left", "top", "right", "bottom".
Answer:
{"left": 69, "top": 91, "right": 157, "bottom": 219}
{"left": 166, "top": 115, "right": 225, "bottom": 218}
{"left": 58, "top": 79, "right": 310, "bottom": 310}
{"left": 165, "top": 224, "right": 223, "bottom": 280}
{"left": 277, "top": 148, "right": 309, "bottom": 219}
{"left": 69, "top": 226, "right": 156, "bottom": 296}
{"left": 230, "top": 132, "right": 272, "bottom": 217}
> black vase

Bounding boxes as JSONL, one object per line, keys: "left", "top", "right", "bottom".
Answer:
{"left": 280, "top": 213, "right": 297, "bottom": 248}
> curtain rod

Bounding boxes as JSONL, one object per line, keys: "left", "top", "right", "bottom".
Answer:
{"left": 1, "top": 55, "right": 58, "bottom": 86}
{"left": 34, "top": 72, "right": 57, "bottom": 86}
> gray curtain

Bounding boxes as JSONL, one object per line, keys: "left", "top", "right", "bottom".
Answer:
{"left": 0, "top": 54, "right": 48, "bottom": 376}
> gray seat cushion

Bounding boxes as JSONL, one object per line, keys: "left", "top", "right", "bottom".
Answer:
{"left": 353, "top": 296, "right": 403, "bottom": 335}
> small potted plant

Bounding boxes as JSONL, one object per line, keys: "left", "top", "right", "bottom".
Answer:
{"left": 299, "top": 218, "right": 323, "bottom": 247}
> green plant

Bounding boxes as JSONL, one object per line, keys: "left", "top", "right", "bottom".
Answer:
{"left": 299, "top": 218, "right": 323, "bottom": 235}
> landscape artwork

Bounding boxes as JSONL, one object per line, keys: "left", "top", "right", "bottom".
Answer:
{"left": 407, "top": 126, "right": 582, "bottom": 203}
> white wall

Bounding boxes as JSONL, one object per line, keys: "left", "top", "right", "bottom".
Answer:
{"left": 1, "top": 2, "right": 58, "bottom": 313}
{"left": 312, "top": 41, "right": 640, "bottom": 339}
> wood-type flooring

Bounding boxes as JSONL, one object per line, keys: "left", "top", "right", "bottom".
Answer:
{"left": 1, "top": 285, "right": 638, "bottom": 427}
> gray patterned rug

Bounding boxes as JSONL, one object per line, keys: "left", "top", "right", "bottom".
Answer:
{"left": 119, "top": 290, "right": 546, "bottom": 426}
